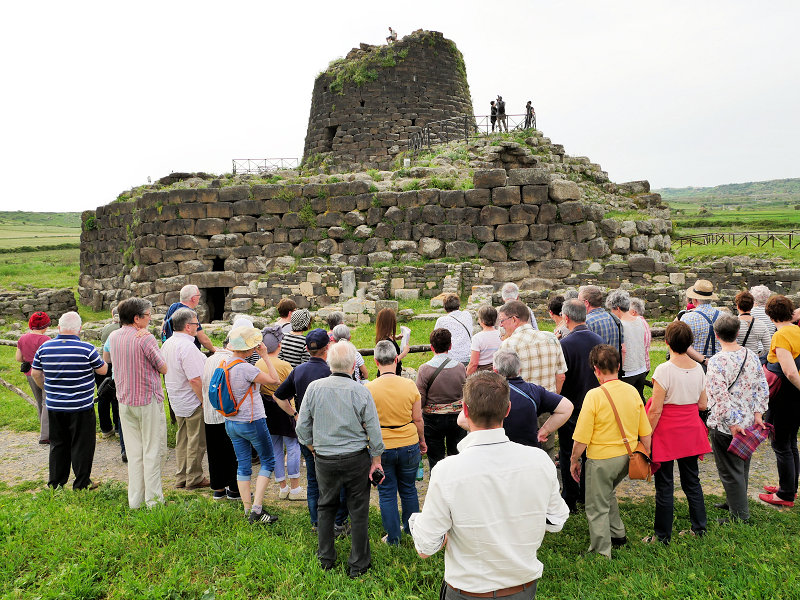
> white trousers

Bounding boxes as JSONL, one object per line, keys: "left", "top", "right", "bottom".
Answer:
{"left": 119, "top": 399, "right": 168, "bottom": 509}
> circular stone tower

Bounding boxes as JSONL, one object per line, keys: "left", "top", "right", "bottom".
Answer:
{"left": 303, "top": 29, "right": 473, "bottom": 171}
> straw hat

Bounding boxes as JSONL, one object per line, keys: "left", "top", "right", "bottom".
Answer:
{"left": 227, "top": 326, "right": 263, "bottom": 351}
{"left": 685, "top": 279, "right": 718, "bottom": 301}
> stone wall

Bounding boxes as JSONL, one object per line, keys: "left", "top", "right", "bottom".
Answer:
{"left": 0, "top": 288, "right": 77, "bottom": 323}
{"left": 303, "top": 30, "right": 472, "bottom": 170}
{"left": 79, "top": 166, "right": 673, "bottom": 319}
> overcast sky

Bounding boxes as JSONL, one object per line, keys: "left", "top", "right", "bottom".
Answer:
{"left": 2, "top": 0, "right": 798, "bottom": 213}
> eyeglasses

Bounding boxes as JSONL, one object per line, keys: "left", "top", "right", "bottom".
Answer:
{"left": 498, "top": 316, "right": 516, "bottom": 326}
{"left": 139, "top": 312, "right": 151, "bottom": 318}
{"left": 188, "top": 322, "right": 200, "bottom": 326}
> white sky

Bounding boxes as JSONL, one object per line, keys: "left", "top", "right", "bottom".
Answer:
{"left": 2, "top": 0, "right": 798, "bottom": 213}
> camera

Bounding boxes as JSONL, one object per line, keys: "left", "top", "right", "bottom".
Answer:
{"left": 370, "top": 469, "right": 385, "bottom": 486}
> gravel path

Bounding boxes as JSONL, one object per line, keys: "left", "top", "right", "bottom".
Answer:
{"left": 0, "top": 428, "right": 782, "bottom": 508}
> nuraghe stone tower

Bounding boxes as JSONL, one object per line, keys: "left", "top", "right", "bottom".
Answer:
{"left": 303, "top": 29, "right": 472, "bottom": 170}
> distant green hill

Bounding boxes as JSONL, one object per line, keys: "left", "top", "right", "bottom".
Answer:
{"left": 0, "top": 211, "right": 81, "bottom": 228}
{"left": 658, "top": 178, "right": 800, "bottom": 207}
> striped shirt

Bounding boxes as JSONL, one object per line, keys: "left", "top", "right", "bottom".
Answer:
{"left": 108, "top": 326, "right": 167, "bottom": 407}
{"left": 680, "top": 304, "right": 721, "bottom": 358}
{"left": 586, "top": 308, "right": 623, "bottom": 354}
{"left": 279, "top": 332, "right": 310, "bottom": 368}
{"left": 32, "top": 335, "right": 104, "bottom": 412}
{"left": 499, "top": 324, "right": 567, "bottom": 392}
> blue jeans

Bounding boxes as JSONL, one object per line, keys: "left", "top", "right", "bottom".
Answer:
{"left": 301, "top": 444, "right": 348, "bottom": 526}
{"left": 225, "top": 418, "right": 275, "bottom": 481}
{"left": 378, "top": 443, "right": 421, "bottom": 544}
{"left": 271, "top": 435, "right": 301, "bottom": 481}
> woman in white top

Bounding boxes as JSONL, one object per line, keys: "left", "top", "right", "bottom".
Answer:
{"left": 607, "top": 289, "right": 649, "bottom": 400}
{"left": 467, "top": 305, "right": 501, "bottom": 375}
{"left": 645, "top": 321, "right": 710, "bottom": 543}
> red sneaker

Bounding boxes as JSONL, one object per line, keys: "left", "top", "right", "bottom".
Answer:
{"left": 758, "top": 493, "right": 794, "bottom": 508}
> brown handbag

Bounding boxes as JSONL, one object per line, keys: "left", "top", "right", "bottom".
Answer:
{"left": 600, "top": 385, "right": 652, "bottom": 481}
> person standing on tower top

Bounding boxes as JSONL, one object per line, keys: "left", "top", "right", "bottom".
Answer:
{"left": 496, "top": 95, "right": 507, "bottom": 132}
{"left": 386, "top": 27, "right": 397, "bottom": 44}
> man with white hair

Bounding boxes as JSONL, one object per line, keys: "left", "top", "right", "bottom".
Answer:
{"left": 750, "top": 285, "right": 776, "bottom": 338}
{"left": 31, "top": 311, "right": 108, "bottom": 490}
{"left": 296, "top": 340, "right": 385, "bottom": 578}
{"left": 162, "top": 307, "right": 209, "bottom": 490}
{"left": 162, "top": 284, "right": 215, "bottom": 352}
{"left": 502, "top": 282, "right": 539, "bottom": 330}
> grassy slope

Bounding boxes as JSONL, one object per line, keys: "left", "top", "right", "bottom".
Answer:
{"left": 658, "top": 178, "right": 800, "bottom": 204}
{"left": 0, "top": 212, "right": 81, "bottom": 250}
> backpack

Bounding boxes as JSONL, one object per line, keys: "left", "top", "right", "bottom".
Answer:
{"left": 208, "top": 359, "right": 254, "bottom": 417}
{"left": 497, "top": 100, "right": 506, "bottom": 114}
{"left": 161, "top": 316, "right": 173, "bottom": 343}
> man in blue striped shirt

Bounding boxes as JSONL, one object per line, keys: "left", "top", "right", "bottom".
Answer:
{"left": 31, "top": 311, "right": 107, "bottom": 490}
{"left": 579, "top": 285, "right": 623, "bottom": 358}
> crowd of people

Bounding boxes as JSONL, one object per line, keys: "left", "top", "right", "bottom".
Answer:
{"left": 16, "top": 278, "right": 800, "bottom": 595}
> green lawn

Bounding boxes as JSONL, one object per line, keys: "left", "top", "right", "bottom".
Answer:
{"left": 0, "top": 479, "right": 798, "bottom": 598}
{"left": 0, "top": 224, "right": 80, "bottom": 249}
{"left": 0, "top": 247, "right": 80, "bottom": 290}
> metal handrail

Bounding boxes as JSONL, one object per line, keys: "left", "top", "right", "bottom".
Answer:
{"left": 232, "top": 158, "right": 299, "bottom": 175}
{"left": 407, "top": 113, "right": 537, "bottom": 154}
{"left": 675, "top": 230, "right": 800, "bottom": 249}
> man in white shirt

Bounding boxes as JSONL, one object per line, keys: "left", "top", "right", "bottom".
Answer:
{"left": 434, "top": 294, "right": 473, "bottom": 366}
{"left": 161, "top": 307, "right": 208, "bottom": 489}
{"left": 502, "top": 282, "right": 539, "bottom": 330}
{"left": 409, "top": 371, "right": 569, "bottom": 599}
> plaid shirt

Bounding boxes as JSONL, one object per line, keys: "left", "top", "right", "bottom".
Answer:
{"left": 500, "top": 324, "right": 567, "bottom": 392}
{"left": 108, "top": 326, "right": 167, "bottom": 407}
{"left": 585, "top": 308, "right": 622, "bottom": 353}
{"left": 680, "top": 304, "right": 721, "bottom": 358}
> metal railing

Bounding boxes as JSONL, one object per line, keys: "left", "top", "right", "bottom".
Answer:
{"left": 232, "top": 158, "right": 299, "bottom": 175}
{"left": 675, "top": 230, "right": 800, "bottom": 249}
{"left": 407, "top": 113, "right": 537, "bottom": 154}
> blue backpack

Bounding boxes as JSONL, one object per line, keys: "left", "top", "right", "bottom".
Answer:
{"left": 208, "top": 359, "right": 254, "bottom": 417}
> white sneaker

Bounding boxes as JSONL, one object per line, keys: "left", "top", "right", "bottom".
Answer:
{"left": 278, "top": 486, "right": 290, "bottom": 500}
{"left": 289, "top": 486, "right": 307, "bottom": 501}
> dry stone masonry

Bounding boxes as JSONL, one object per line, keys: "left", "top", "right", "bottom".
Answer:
{"left": 0, "top": 288, "right": 77, "bottom": 323}
{"left": 303, "top": 30, "right": 472, "bottom": 171}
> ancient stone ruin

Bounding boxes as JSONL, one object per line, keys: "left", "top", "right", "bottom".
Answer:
{"left": 304, "top": 29, "right": 472, "bottom": 171}
{"left": 78, "top": 30, "right": 790, "bottom": 322}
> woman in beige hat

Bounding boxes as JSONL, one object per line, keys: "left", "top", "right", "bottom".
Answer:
{"left": 223, "top": 325, "right": 282, "bottom": 524}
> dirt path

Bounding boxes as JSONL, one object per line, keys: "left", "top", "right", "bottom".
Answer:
{"left": 0, "top": 428, "right": 783, "bottom": 509}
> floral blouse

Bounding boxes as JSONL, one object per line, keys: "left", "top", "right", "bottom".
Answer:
{"left": 706, "top": 347, "right": 768, "bottom": 435}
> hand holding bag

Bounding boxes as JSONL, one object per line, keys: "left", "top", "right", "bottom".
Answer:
{"left": 600, "top": 385, "right": 652, "bottom": 481}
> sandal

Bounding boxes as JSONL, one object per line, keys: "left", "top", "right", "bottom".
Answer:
{"left": 678, "top": 529, "right": 696, "bottom": 537}
{"left": 641, "top": 535, "right": 659, "bottom": 544}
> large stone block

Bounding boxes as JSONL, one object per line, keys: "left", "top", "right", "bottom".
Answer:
{"left": 433, "top": 224, "right": 458, "bottom": 240}
{"left": 588, "top": 238, "right": 610, "bottom": 258}
{"left": 244, "top": 231, "right": 274, "bottom": 246}
{"left": 196, "top": 189, "right": 219, "bottom": 204}
{"left": 397, "top": 191, "right": 422, "bottom": 208}
{"left": 612, "top": 237, "right": 631, "bottom": 254}
{"left": 394, "top": 288, "right": 420, "bottom": 301}
{"left": 479, "top": 242, "right": 507, "bottom": 262}
{"left": 620, "top": 220, "right": 638, "bottom": 237}
{"left": 558, "top": 201, "right": 584, "bottom": 224}
{"left": 628, "top": 255, "right": 656, "bottom": 272}
{"left": 233, "top": 199, "right": 264, "bottom": 216}
{"left": 537, "top": 259, "right": 573, "bottom": 279}
{"left": 219, "top": 186, "right": 249, "bottom": 203}
{"left": 422, "top": 205, "right": 445, "bottom": 224}
{"left": 446, "top": 241, "right": 479, "bottom": 258}
{"left": 631, "top": 235, "right": 649, "bottom": 252}
{"left": 522, "top": 185, "right": 549, "bottom": 205}
{"left": 548, "top": 180, "right": 581, "bottom": 202}
{"left": 178, "top": 260, "right": 210, "bottom": 275}
{"left": 472, "top": 225, "right": 495, "bottom": 242}
{"left": 251, "top": 185, "right": 282, "bottom": 200}
{"left": 575, "top": 221, "right": 597, "bottom": 242}
{"left": 509, "top": 240, "right": 552, "bottom": 261}
{"left": 368, "top": 251, "right": 394, "bottom": 265}
{"left": 536, "top": 204, "right": 557, "bottom": 225}
{"left": 479, "top": 206, "right": 509, "bottom": 226}
{"left": 328, "top": 196, "right": 357, "bottom": 212}
{"left": 465, "top": 188, "right": 491, "bottom": 207}
{"left": 493, "top": 261, "right": 530, "bottom": 281}
{"left": 162, "top": 219, "right": 195, "bottom": 236}
{"left": 600, "top": 219, "right": 621, "bottom": 238}
{"left": 193, "top": 271, "right": 237, "bottom": 288}
{"left": 343, "top": 210, "right": 365, "bottom": 227}
{"left": 509, "top": 205, "right": 539, "bottom": 224}
{"left": 137, "top": 247, "right": 162, "bottom": 264}
{"left": 507, "top": 168, "right": 552, "bottom": 186}
{"left": 317, "top": 239, "right": 339, "bottom": 256}
{"left": 389, "top": 240, "right": 418, "bottom": 252}
{"left": 318, "top": 212, "right": 344, "bottom": 227}
{"left": 548, "top": 224, "right": 575, "bottom": 242}
{"left": 495, "top": 224, "right": 529, "bottom": 241}
{"left": 492, "top": 186, "right": 521, "bottom": 207}
{"left": 177, "top": 203, "right": 208, "bottom": 219}
{"left": 474, "top": 169, "right": 507, "bottom": 189}
{"left": 264, "top": 243, "right": 294, "bottom": 257}
{"left": 228, "top": 216, "right": 257, "bottom": 233}
{"left": 206, "top": 203, "right": 233, "bottom": 219}
{"left": 440, "top": 190, "right": 465, "bottom": 208}
{"left": 528, "top": 224, "right": 548, "bottom": 241}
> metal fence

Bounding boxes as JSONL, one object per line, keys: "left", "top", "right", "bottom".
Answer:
{"left": 232, "top": 158, "right": 300, "bottom": 175}
{"left": 675, "top": 230, "right": 800, "bottom": 249}
{"left": 407, "top": 113, "right": 537, "bottom": 154}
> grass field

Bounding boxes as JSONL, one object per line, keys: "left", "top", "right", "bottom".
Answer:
{"left": 1, "top": 480, "right": 798, "bottom": 600}
{"left": 0, "top": 224, "right": 80, "bottom": 249}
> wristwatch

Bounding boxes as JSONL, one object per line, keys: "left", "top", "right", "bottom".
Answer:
{"left": 292, "top": 411, "right": 298, "bottom": 418}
